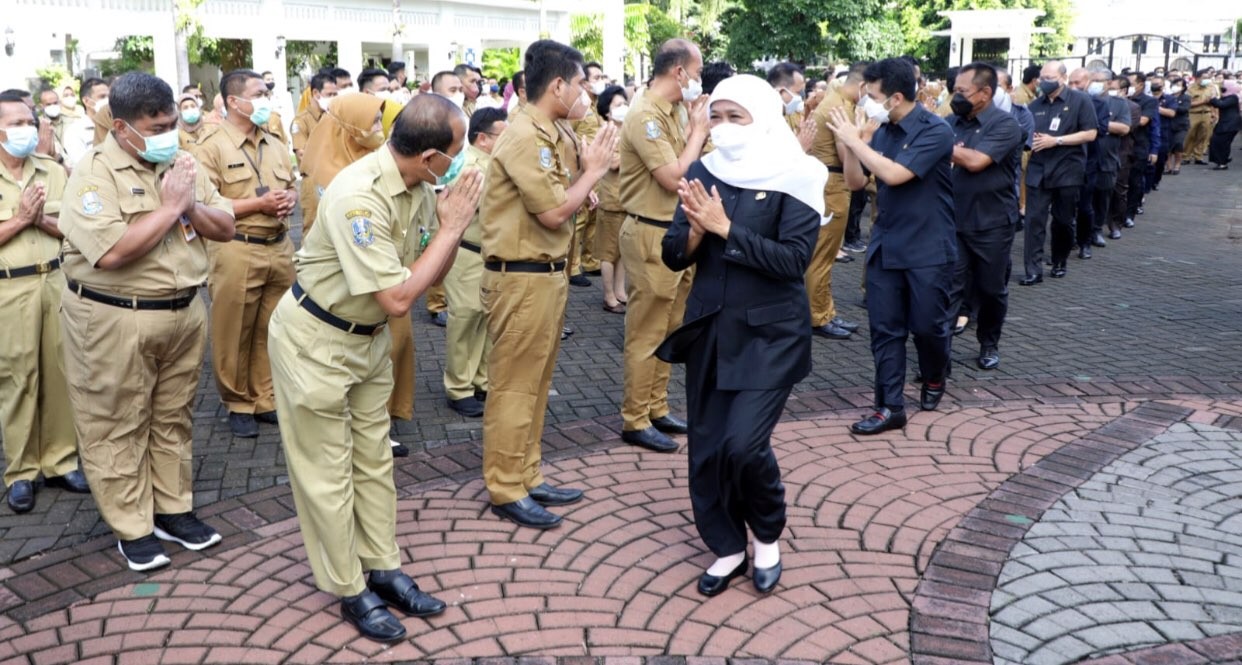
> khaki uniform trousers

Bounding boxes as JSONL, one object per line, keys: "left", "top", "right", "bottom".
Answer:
{"left": 269, "top": 294, "right": 399, "bottom": 596}
{"left": 567, "top": 205, "right": 600, "bottom": 276}
{"left": 442, "top": 249, "right": 490, "bottom": 401}
{"left": 299, "top": 178, "right": 318, "bottom": 236}
{"left": 1186, "top": 112, "right": 1213, "bottom": 162}
{"left": 0, "top": 271, "right": 77, "bottom": 486}
{"left": 207, "top": 238, "right": 295, "bottom": 414}
{"left": 61, "top": 292, "right": 202, "bottom": 540}
{"left": 426, "top": 284, "right": 447, "bottom": 314}
{"left": 387, "top": 314, "right": 415, "bottom": 421}
{"left": 480, "top": 269, "right": 567, "bottom": 504}
{"left": 619, "top": 217, "right": 692, "bottom": 431}
{"left": 806, "top": 177, "right": 851, "bottom": 327}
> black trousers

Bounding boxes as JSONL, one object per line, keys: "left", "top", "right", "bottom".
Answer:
{"left": 1110, "top": 157, "right": 1131, "bottom": 231}
{"left": 846, "top": 189, "right": 867, "bottom": 245}
{"left": 1073, "top": 172, "right": 1097, "bottom": 248}
{"left": 1152, "top": 149, "right": 1169, "bottom": 187}
{"left": 949, "top": 225, "right": 1013, "bottom": 351}
{"left": 1090, "top": 173, "right": 1116, "bottom": 239}
{"left": 866, "top": 249, "right": 952, "bottom": 411}
{"left": 685, "top": 320, "right": 790, "bottom": 557}
{"left": 1126, "top": 154, "right": 1147, "bottom": 217}
{"left": 1209, "top": 130, "right": 1238, "bottom": 165}
{"left": 1023, "top": 185, "right": 1079, "bottom": 277}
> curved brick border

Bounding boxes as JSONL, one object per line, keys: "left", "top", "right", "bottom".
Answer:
{"left": 1077, "top": 632, "right": 1242, "bottom": 664}
{"left": 907, "top": 401, "right": 1197, "bottom": 664}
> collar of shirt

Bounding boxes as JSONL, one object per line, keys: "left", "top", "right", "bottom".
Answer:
{"left": 0, "top": 155, "right": 47, "bottom": 188}
{"left": 218, "top": 117, "right": 269, "bottom": 149}
{"left": 893, "top": 102, "right": 932, "bottom": 136}
{"left": 464, "top": 143, "right": 490, "bottom": 170}
{"left": 643, "top": 91, "right": 678, "bottom": 122}
{"left": 521, "top": 104, "right": 563, "bottom": 147}
{"left": 100, "top": 132, "right": 172, "bottom": 176}
{"left": 375, "top": 145, "right": 409, "bottom": 199}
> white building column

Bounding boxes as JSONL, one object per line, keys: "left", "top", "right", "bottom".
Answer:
{"left": 152, "top": 19, "right": 178, "bottom": 87}
{"left": 337, "top": 37, "right": 363, "bottom": 80}
{"left": 602, "top": 0, "right": 624, "bottom": 82}
{"left": 960, "top": 38, "right": 974, "bottom": 67}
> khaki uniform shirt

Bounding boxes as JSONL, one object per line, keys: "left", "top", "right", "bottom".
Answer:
{"left": 59, "top": 134, "right": 232, "bottom": 296}
{"left": 784, "top": 110, "right": 804, "bottom": 132}
{"left": 178, "top": 123, "right": 206, "bottom": 152}
{"left": 598, "top": 139, "right": 623, "bottom": 212}
{"left": 619, "top": 92, "right": 685, "bottom": 221}
{"left": 810, "top": 88, "right": 856, "bottom": 168}
{"left": 1189, "top": 83, "right": 1218, "bottom": 114}
{"left": 461, "top": 144, "right": 490, "bottom": 247}
{"left": 195, "top": 120, "right": 295, "bottom": 235}
{"left": 295, "top": 147, "right": 435, "bottom": 324}
{"left": 1012, "top": 84, "right": 1036, "bottom": 107}
{"left": 291, "top": 104, "right": 324, "bottom": 164}
{"left": 0, "top": 154, "right": 67, "bottom": 269}
{"left": 267, "top": 112, "right": 289, "bottom": 146}
{"left": 480, "top": 104, "right": 574, "bottom": 263}
{"left": 573, "top": 104, "right": 602, "bottom": 144}
{"left": 463, "top": 97, "right": 477, "bottom": 118}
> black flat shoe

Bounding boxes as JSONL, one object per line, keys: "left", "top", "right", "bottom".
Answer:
{"left": 651, "top": 414, "right": 688, "bottom": 435}
{"left": 490, "top": 496, "right": 562, "bottom": 529}
{"left": 835, "top": 253, "right": 854, "bottom": 263}
{"left": 978, "top": 347, "right": 1000, "bottom": 370}
{"left": 1018, "top": 275, "right": 1042, "bottom": 286}
{"left": 367, "top": 570, "right": 446, "bottom": 617}
{"left": 44, "top": 469, "right": 90, "bottom": 494}
{"left": 697, "top": 557, "right": 748, "bottom": 597}
{"left": 6, "top": 480, "right": 34, "bottom": 513}
{"left": 430, "top": 311, "right": 448, "bottom": 327}
{"left": 1078, "top": 246, "right": 1092, "bottom": 260}
{"left": 952, "top": 318, "right": 968, "bottom": 336}
{"left": 341, "top": 591, "right": 406, "bottom": 643}
{"left": 254, "top": 411, "right": 279, "bottom": 425}
{"left": 850, "top": 408, "right": 908, "bottom": 435}
{"left": 447, "top": 396, "right": 485, "bottom": 417}
{"left": 228, "top": 413, "right": 259, "bottom": 438}
{"left": 1123, "top": 218, "right": 1135, "bottom": 228}
{"left": 621, "top": 427, "right": 678, "bottom": 452}
{"left": 812, "top": 322, "right": 852, "bottom": 339}
{"left": 1050, "top": 264, "right": 1067, "bottom": 279}
{"left": 920, "top": 381, "right": 946, "bottom": 411}
{"left": 1109, "top": 229, "right": 1122, "bottom": 240}
{"left": 753, "top": 561, "right": 782, "bottom": 594}
{"left": 830, "top": 317, "right": 861, "bottom": 333}
{"left": 527, "top": 482, "right": 584, "bottom": 507}
{"left": 568, "top": 274, "right": 591, "bottom": 287}
{"left": 1091, "top": 233, "right": 1108, "bottom": 247}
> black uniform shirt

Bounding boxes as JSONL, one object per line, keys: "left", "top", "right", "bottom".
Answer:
{"left": 1026, "top": 86, "right": 1097, "bottom": 188}
{"left": 950, "top": 104, "right": 1023, "bottom": 231}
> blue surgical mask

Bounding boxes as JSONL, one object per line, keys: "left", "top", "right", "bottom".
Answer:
{"left": 238, "top": 96, "right": 272, "bottom": 127}
{"left": 181, "top": 107, "right": 201, "bottom": 124}
{"left": 125, "top": 122, "right": 180, "bottom": 164}
{"left": 1, "top": 126, "right": 39, "bottom": 159}
{"left": 430, "top": 145, "right": 467, "bottom": 186}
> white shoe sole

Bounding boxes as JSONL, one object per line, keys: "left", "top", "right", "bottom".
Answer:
{"left": 153, "top": 526, "right": 222, "bottom": 551}
{"left": 118, "top": 541, "right": 171, "bottom": 572}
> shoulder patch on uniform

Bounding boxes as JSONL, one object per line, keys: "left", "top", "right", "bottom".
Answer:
{"left": 645, "top": 119, "right": 662, "bottom": 140}
{"left": 80, "top": 187, "right": 103, "bottom": 215}
{"left": 539, "top": 146, "right": 554, "bottom": 170}
{"left": 351, "top": 217, "right": 375, "bottom": 247}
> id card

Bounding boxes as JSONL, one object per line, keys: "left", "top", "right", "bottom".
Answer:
{"left": 1049, "top": 117, "right": 1061, "bottom": 132}
{"left": 180, "top": 215, "right": 197, "bottom": 242}
{"left": 255, "top": 185, "right": 271, "bottom": 196}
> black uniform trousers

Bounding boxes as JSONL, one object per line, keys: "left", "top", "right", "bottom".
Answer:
{"left": 866, "top": 248, "right": 952, "bottom": 411}
{"left": 1110, "top": 154, "right": 1132, "bottom": 231}
{"left": 1090, "top": 173, "right": 1116, "bottom": 239}
{"left": 845, "top": 189, "right": 867, "bottom": 245}
{"left": 949, "top": 225, "right": 1012, "bottom": 351}
{"left": 1209, "top": 130, "right": 1238, "bottom": 165}
{"left": 1074, "top": 172, "right": 1098, "bottom": 248}
{"left": 684, "top": 319, "right": 790, "bottom": 557}
{"left": 1023, "top": 184, "right": 1079, "bottom": 276}
{"left": 1126, "top": 154, "right": 1147, "bottom": 218}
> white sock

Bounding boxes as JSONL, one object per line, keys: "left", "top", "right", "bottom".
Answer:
{"left": 754, "top": 539, "right": 780, "bottom": 569}
{"left": 706, "top": 551, "right": 746, "bottom": 576}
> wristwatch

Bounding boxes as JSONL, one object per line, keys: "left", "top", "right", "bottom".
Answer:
{"left": 1055, "top": 136, "right": 1064, "bottom": 146}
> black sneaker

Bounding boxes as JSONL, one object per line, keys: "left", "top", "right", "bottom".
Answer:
{"left": 390, "top": 439, "right": 410, "bottom": 458}
{"left": 154, "top": 512, "right": 222, "bottom": 551}
{"left": 118, "top": 534, "right": 172, "bottom": 572}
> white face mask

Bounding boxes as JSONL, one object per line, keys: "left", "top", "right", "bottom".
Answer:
{"left": 43, "top": 104, "right": 61, "bottom": 119}
{"left": 681, "top": 72, "right": 703, "bottom": 103}
{"left": 1107, "top": 89, "right": 1120, "bottom": 97}
{"left": 1170, "top": 85, "right": 1183, "bottom": 94}
{"left": 993, "top": 88, "right": 1012, "bottom": 113}
{"left": 861, "top": 95, "right": 890, "bottom": 124}
{"left": 784, "top": 94, "right": 805, "bottom": 116}
{"left": 318, "top": 96, "right": 333, "bottom": 112}
{"left": 449, "top": 92, "right": 466, "bottom": 108}
{"left": 1087, "top": 82, "right": 1106, "bottom": 97}
{"left": 708, "top": 122, "right": 750, "bottom": 161}
{"left": 590, "top": 80, "right": 607, "bottom": 96}
{"left": 1200, "top": 78, "right": 1211, "bottom": 87}
{"left": 610, "top": 104, "right": 629, "bottom": 123}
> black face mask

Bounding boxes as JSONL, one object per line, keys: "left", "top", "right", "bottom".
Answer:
{"left": 950, "top": 93, "right": 975, "bottom": 117}
{"left": 265, "top": 81, "right": 275, "bottom": 91}
{"left": 1039, "top": 79, "right": 1060, "bottom": 96}
{"left": 1151, "top": 86, "right": 1163, "bottom": 93}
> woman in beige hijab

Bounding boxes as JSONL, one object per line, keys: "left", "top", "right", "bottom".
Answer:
{"left": 300, "top": 93, "right": 386, "bottom": 234}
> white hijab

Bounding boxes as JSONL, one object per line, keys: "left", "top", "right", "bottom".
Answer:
{"left": 700, "top": 74, "right": 828, "bottom": 220}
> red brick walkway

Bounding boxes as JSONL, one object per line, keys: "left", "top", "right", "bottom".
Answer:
{"left": 0, "top": 398, "right": 1131, "bottom": 664}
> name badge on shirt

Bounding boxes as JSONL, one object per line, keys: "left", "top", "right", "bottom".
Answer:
{"left": 1049, "top": 117, "right": 1061, "bottom": 132}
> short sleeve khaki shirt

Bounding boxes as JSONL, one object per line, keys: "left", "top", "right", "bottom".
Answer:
{"left": 461, "top": 144, "right": 491, "bottom": 247}
{"left": 195, "top": 120, "right": 296, "bottom": 235}
{"left": 0, "top": 154, "right": 67, "bottom": 268}
{"left": 619, "top": 92, "right": 685, "bottom": 221}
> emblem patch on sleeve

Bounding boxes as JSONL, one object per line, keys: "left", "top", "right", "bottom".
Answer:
{"left": 539, "top": 146, "right": 554, "bottom": 170}
{"left": 346, "top": 209, "right": 376, "bottom": 247}
{"left": 79, "top": 187, "right": 103, "bottom": 215}
{"left": 645, "top": 119, "right": 662, "bottom": 140}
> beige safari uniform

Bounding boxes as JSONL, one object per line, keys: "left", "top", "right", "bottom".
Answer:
{"left": 617, "top": 91, "right": 693, "bottom": 433}
{"left": 178, "top": 123, "right": 206, "bottom": 154}
{"left": 807, "top": 87, "right": 856, "bottom": 328}
{"left": 268, "top": 147, "right": 435, "bottom": 596}
{"left": 442, "top": 144, "right": 492, "bottom": 402}
{"left": 58, "top": 135, "right": 232, "bottom": 540}
{"left": 195, "top": 120, "right": 297, "bottom": 417}
{"left": 570, "top": 104, "right": 603, "bottom": 275}
{"left": 480, "top": 104, "right": 574, "bottom": 504}
{"left": 594, "top": 136, "right": 624, "bottom": 264}
{"left": 291, "top": 103, "right": 324, "bottom": 226}
{"left": 1186, "top": 82, "right": 1218, "bottom": 162}
{"left": 0, "top": 154, "right": 77, "bottom": 488}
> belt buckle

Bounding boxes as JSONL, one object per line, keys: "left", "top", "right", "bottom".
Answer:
{"left": 35, "top": 261, "right": 51, "bottom": 274}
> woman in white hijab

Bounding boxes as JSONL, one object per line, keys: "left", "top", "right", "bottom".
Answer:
{"left": 656, "top": 74, "right": 827, "bottom": 597}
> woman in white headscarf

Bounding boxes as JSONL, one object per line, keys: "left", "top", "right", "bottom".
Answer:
{"left": 656, "top": 74, "right": 827, "bottom": 597}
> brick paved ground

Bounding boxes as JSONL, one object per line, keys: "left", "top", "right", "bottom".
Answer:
{"left": 0, "top": 145, "right": 1238, "bottom": 663}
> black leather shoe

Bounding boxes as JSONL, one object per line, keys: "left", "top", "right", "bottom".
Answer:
{"left": 651, "top": 414, "right": 688, "bottom": 435}
{"left": 254, "top": 411, "right": 279, "bottom": 425}
{"left": 753, "top": 561, "right": 782, "bottom": 594}
{"left": 585, "top": 268, "right": 603, "bottom": 276}
{"left": 1092, "top": 233, "right": 1108, "bottom": 247}
{"left": 447, "top": 396, "right": 485, "bottom": 418}
{"left": 367, "top": 569, "right": 446, "bottom": 617}
{"left": 490, "top": 496, "right": 562, "bottom": 529}
{"left": 1194, "top": 159, "right": 1208, "bottom": 165}
{"left": 474, "top": 390, "right": 487, "bottom": 402}
{"left": 1050, "top": 264, "right": 1067, "bottom": 278}
{"left": 920, "top": 381, "right": 946, "bottom": 411}
{"left": 1078, "top": 246, "right": 1092, "bottom": 260}
{"left": 835, "top": 253, "right": 854, "bottom": 263}
{"left": 527, "top": 483, "right": 584, "bottom": 506}
{"left": 430, "top": 311, "right": 448, "bottom": 327}
{"left": 561, "top": 326, "right": 573, "bottom": 340}
{"left": 1018, "top": 275, "right": 1042, "bottom": 286}
{"left": 6, "top": 480, "right": 34, "bottom": 513}
{"left": 341, "top": 591, "right": 406, "bottom": 643}
{"left": 952, "top": 317, "right": 968, "bottom": 336}
{"left": 44, "top": 470, "right": 90, "bottom": 494}
{"left": 850, "top": 408, "right": 908, "bottom": 435}
{"left": 228, "top": 413, "right": 259, "bottom": 438}
{"left": 830, "top": 317, "right": 861, "bottom": 333}
{"left": 568, "top": 274, "right": 591, "bottom": 287}
{"left": 1123, "top": 218, "right": 1135, "bottom": 228}
{"left": 978, "top": 347, "right": 1000, "bottom": 370}
{"left": 812, "top": 322, "right": 852, "bottom": 339}
{"left": 621, "top": 427, "right": 678, "bottom": 452}
{"left": 697, "top": 557, "right": 748, "bottom": 597}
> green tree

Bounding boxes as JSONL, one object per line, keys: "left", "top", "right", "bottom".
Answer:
{"left": 719, "top": 0, "right": 886, "bottom": 68}
{"left": 482, "top": 48, "right": 522, "bottom": 81}
{"left": 897, "top": 0, "right": 1075, "bottom": 72}
{"left": 100, "top": 36, "right": 155, "bottom": 76}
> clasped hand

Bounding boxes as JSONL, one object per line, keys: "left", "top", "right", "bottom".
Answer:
{"left": 677, "top": 178, "right": 730, "bottom": 238}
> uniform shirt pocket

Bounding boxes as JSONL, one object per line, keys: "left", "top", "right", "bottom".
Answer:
{"left": 746, "top": 301, "right": 798, "bottom": 327}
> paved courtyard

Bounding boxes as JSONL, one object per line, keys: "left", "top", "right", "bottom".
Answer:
{"left": 0, "top": 147, "right": 1240, "bottom": 663}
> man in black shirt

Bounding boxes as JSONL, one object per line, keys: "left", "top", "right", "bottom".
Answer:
{"left": 1021, "top": 61, "right": 1098, "bottom": 284}
{"left": 948, "top": 63, "right": 1023, "bottom": 370}
{"left": 1125, "top": 71, "right": 1158, "bottom": 225}
{"left": 1087, "top": 70, "right": 1131, "bottom": 251}
{"left": 1067, "top": 67, "right": 1111, "bottom": 260}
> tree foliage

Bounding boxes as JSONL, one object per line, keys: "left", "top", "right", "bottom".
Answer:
{"left": 898, "top": 0, "right": 1075, "bottom": 72}
{"left": 482, "top": 48, "right": 521, "bottom": 81}
{"left": 100, "top": 36, "right": 154, "bottom": 76}
{"left": 720, "top": 0, "right": 888, "bottom": 68}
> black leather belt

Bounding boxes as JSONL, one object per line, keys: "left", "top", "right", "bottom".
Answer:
{"left": 634, "top": 215, "right": 672, "bottom": 229}
{"left": 827, "top": 165, "right": 844, "bottom": 174}
{"left": 1, "top": 257, "right": 60, "bottom": 279}
{"left": 234, "top": 231, "right": 287, "bottom": 245}
{"left": 292, "top": 282, "right": 385, "bottom": 336}
{"left": 66, "top": 279, "right": 196, "bottom": 310}
{"left": 484, "top": 260, "right": 566, "bottom": 273}
{"left": 459, "top": 240, "right": 481, "bottom": 254}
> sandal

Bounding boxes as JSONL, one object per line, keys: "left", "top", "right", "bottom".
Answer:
{"left": 603, "top": 301, "right": 626, "bottom": 314}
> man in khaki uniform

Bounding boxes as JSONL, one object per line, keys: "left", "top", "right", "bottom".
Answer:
{"left": 443, "top": 108, "right": 508, "bottom": 418}
{"left": 196, "top": 69, "right": 298, "bottom": 439}
{"left": 176, "top": 94, "right": 206, "bottom": 153}
{"left": 0, "top": 92, "right": 83, "bottom": 514}
{"left": 1186, "top": 70, "right": 1219, "bottom": 164}
{"left": 617, "top": 38, "right": 709, "bottom": 452}
{"left": 769, "top": 62, "right": 807, "bottom": 132}
{"left": 481, "top": 40, "right": 618, "bottom": 529}
{"left": 808, "top": 67, "right": 864, "bottom": 341}
{"left": 455, "top": 64, "right": 483, "bottom": 117}
{"left": 291, "top": 73, "right": 338, "bottom": 224}
{"left": 37, "top": 89, "right": 68, "bottom": 148}
{"left": 424, "top": 71, "right": 468, "bottom": 327}
{"left": 567, "top": 61, "right": 608, "bottom": 284}
{"left": 58, "top": 73, "right": 235, "bottom": 570}
{"left": 268, "top": 94, "right": 479, "bottom": 642}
